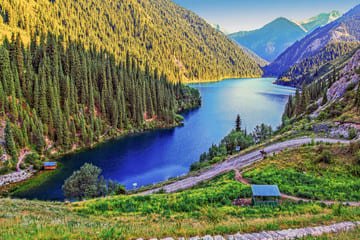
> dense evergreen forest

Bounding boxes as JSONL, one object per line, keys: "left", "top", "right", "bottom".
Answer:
{"left": 0, "top": 0, "right": 262, "bottom": 83}
{"left": 277, "top": 42, "right": 360, "bottom": 87}
{"left": 0, "top": 33, "right": 200, "bottom": 170}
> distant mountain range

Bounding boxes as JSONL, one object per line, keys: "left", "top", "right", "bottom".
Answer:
{"left": 298, "top": 10, "right": 342, "bottom": 32}
{"left": 264, "top": 4, "right": 360, "bottom": 86}
{"left": 228, "top": 11, "right": 341, "bottom": 62}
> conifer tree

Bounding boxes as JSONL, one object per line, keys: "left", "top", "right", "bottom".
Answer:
{"left": 235, "top": 114, "right": 241, "bottom": 132}
{"left": 5, "top": 121, "right": 18, "bottom": 161}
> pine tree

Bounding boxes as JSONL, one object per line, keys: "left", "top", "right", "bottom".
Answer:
{"left": 322, "top": 90, "right": 328, "bottom": 106}
{"left": 0, "top": 32, "right": 200, "bottom": 159}
{"left": 5, "top": 121, "right": 18, "bottom": 161}
{"left": 235, "top": 114, "right": 241, "bottom": 132}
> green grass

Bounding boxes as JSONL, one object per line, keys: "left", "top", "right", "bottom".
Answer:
{"left": 1, "top": 171, "right": 360, "bottom": 239}
{"left": 244, "top": 143, "right": 360, "bottom": 201}
{"left": 0, "top": 168, "right": 60, "bottom": 197}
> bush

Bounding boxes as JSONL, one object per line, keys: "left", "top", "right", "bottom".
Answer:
{"left": 348, "top": 128, "right": 357, "bottom": 140}
{"left": 24, "top": 153, "right": 43, "bottom": 170}
{"left": 349, "top": 141, "right": 360, "bottom": 154}
{"left": 317, "top": 150, "right": 332, "bottom": 164}
{"left": 346, "top": 82, "right": 356, "bottom": 91}
{"left": 356, "top": 150, "right": 360, "bottom": 165}
{"left": 62, "top": 163, "right": 126, "bottom": 200}
{"left": 306, "top": 103, "right": 318, "bottom": 114}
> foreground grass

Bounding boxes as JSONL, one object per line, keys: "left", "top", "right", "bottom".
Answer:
{"left": 1, "top": 172, "right": 360, "bottom": 239}
{"left": 244, "top": 143, "right": 360, "bottom": 201}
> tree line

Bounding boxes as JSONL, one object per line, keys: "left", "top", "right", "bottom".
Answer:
{"left": 0, "top": 32, "right": 200, "bottom": 170}
{"left": 0, "top": 0, "right": 261, "bottom": 83}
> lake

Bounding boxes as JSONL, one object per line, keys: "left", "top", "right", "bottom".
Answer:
{"left": 15, "top": 78, "right": 295, "bottom": 200}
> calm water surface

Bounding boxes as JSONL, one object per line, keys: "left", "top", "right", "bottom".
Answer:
{"left": 16, "top": 78, "right": 294, "bottom": 200}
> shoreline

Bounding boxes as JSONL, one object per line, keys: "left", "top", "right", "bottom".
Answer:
{"left": 0, "top": 107, "right": 200, "bottom": 196}
{"left": 1, "top": 77, "right": 285, "bottom": 199}
{"left": 184, "top": 74, "right": 263, "bottom": 84}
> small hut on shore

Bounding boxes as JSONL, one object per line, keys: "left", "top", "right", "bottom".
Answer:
{"left": 43, "top": 162, "right": 57, "bottom": 170}
{"left": 251, "top": 185, "right": 281, "bottom": 206}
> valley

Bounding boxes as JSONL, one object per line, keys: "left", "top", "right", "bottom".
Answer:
{"left": 0, "top": 0, "right": 360, "bottom": 239}
{"left": 4, "top": 77, "right": 294, "bottom": 200}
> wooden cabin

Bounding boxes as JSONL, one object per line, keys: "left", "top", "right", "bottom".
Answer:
{"left": 251, "top": 185, "right": 281, "bottom": 206}
{"left": 43, "top": 162, "right": 57, "bottom": 170}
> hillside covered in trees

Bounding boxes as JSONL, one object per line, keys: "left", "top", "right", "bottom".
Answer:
{"left": 0, "top": 0, "right": 262, "bottom": 83}
{"left": 282, "top": 48, "right": 360, "bottom": 125}
{"left": 276, "top": 42, "right": 359, "bottom": 87}
{"left": 0, "top": 32, "right": 201, "bottom": 171}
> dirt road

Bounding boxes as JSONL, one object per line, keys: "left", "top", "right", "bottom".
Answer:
{"left": 140, "top": 137, "right": 349, "bottom": 195}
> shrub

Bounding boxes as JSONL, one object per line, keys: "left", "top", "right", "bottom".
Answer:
{"left": 348, "top": 128, "right": 357, "bottom": 140}
{"left": 356, "top": 150, "right": 360, "bottom": 165}
{"left": 317, "top": 111, "right": 328, "bottom": 121}
{"left": 346, "top": 82, "right": 356, "bottom": 91}
{"left": 306, "top": 103, "right": 318, "bottom": 114}
{"left": 349, "top": 141, "right": 360, "bottom": 154}
{"left": 317, "top": 150, "right": 332, "bottom": 164}
{"left": 62, "top": 163, "right": 126, "bottom": 200}
{"left": 24, "top": 153, "right": 43, "bottom": 170}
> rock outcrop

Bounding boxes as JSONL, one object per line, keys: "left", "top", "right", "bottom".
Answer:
{"left": 0, "top": 167, "right": 35, "bottom": 187}
{"left": 327, "top": 49, "right": 360, "bottom": 101}
{"left": 141, "top": 221, "right": 360, "bottom": 240}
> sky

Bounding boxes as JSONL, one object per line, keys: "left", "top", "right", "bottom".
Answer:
{"left": 172, "top": 0, "right": 359, "bottom": 33}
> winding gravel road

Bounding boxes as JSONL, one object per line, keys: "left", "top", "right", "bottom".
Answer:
{"left": 140, "top": 137, "right": 350, "bottom": 195}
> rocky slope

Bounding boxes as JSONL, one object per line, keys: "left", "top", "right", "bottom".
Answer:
{"left": 276, "top": 42, "right": 359, "bottom": 87}
{"left": 327, "top": 49, "right": 360, "bottom": 102}
{"left": 264, "top": 4, "right": 360, "bottom": 78}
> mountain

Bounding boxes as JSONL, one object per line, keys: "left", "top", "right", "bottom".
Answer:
{"left": 282, "top": 48, "right": 360, "bottom": 127}
{"left": 276, "top": 42, "right": 359, "bottom": 87}
{"left": 264, "top": 4, "right": 360, "bottom": 84}
{"left": 239, "top": 45, "right": 269, "bottom": 67}
{"left": 298, "top": 10, "right": 342, "bottom": 32}
{"left": 210, "top": 23, "right": 229, "bottom": 34}
{"left": 0, "top": 0, "right": 261, "bottom": 83}
{"left": 229, "top": 17, "right": 307, "bottom": 62}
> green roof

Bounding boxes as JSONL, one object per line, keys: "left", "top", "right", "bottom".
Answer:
{"left": 251, "top": 185, "right": 281, "bottom": 197}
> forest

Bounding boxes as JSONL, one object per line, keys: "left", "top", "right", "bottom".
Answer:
{"left": 0, "top": 32, "right": 201, "bottom": 171}
{"left": 0, "top": 0, "right": 262, "bottom": 83}
{"left": 277, "top": 42, "right": 359, "bottom": 87}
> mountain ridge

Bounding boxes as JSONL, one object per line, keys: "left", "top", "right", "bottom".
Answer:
{"left": 229, "top": 11, "right": 341, "bottom": 62}
{"left": 297, "top": 10, "right": 342, "bottom": 32}
{"left": 0, "top": 0, "right": 261, "bottom": 83}
{"left": 229, "top": 17, "right": 307, "bottom": 62}
{"left": 264, "top": 4, "right": 360, "bottom": 81}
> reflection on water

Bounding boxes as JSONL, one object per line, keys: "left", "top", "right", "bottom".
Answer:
{"left": 15, "top": 78, "right": 294, "bottom": 200}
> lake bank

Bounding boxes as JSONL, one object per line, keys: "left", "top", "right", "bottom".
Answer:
{"left": 8, "top": 78, "right": 295, "bottom": 201}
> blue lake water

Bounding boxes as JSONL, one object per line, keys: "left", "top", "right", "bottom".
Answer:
{"left": 15, "top": 78, "right": 295, "bottom": 200}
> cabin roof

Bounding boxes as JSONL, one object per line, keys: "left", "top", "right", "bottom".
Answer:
{"left": 44, "top": 162, "right": 57, "bottom": 167}
{"left": 251, "top": 185, "right": 281, "bottom": 197}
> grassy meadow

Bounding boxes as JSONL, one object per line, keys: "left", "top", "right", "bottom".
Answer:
{"left": 244, "top": 143, "right": 360, "bottom": 201}
{"left": 1, "top": 171, "right": 360, "bottom": 239}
